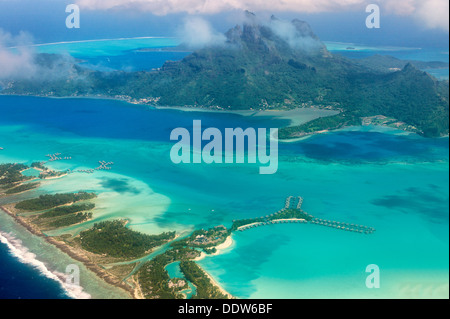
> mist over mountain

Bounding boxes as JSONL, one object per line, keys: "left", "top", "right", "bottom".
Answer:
{"left": 1, "top": 12, "right": 449, "bottom": 137}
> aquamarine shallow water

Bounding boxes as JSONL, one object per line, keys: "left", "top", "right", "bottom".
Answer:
{"left": 325, "top": 41, "right": 449, "bottom": 79}
{"left": 0, "top": 209, "right": 130, "bottom": 299}
{"left": 198, "top": 161, "right": 449, "bottom": 298}
{"left": 32, "top": 37, "right": 181, "bottom": 57}
{"left": 1, "top": 39, "right": 449, "bottom": 298}
{"left": 23, "top": 37, "right": 449, "bottom": 77}
{"left": 0, "top": 95, "right": 448, "bottom": 299}
{"left": 165, "top": 261, "right": 197, "bottom": 298}
{"left": 28, "top": 37, "right": 188, "bottom": 72}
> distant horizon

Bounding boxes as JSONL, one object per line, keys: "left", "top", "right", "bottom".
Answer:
{"left": 1, "top": 1, "right": 448, "bottom": 49}
{"left": 0, "top": 0, "right": 448, "bottom": 302}
{"left": 8, "top": 36, "right": 441, "bottom": 50}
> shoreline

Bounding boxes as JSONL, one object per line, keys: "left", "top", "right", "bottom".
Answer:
{"left": 193, "top": 235, "right": 235, "bottom": 299}
{"left": 194, "top": 235, "right": 234, "bottom": 261}
{"left": 0, "top": 205, "right": 136, "bottom": 299}
{"left": 0, "top": 93, "right": 340, "bottom": 131}
{"left": 0, "top": 203, "right": 236, "bottom": 300}
{"left": 153, "top": 105, "right": 340, "bottom": 127}
{"left": 199, "top": 266, "right": 234, "bottom": 299}
{"left": 0, "top": 93, "right": 431, "bottom": 139}
{"left": 214, "top": 235, "right": 233, "bottom": 252}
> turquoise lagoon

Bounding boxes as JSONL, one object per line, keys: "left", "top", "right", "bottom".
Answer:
{"left": 17, "top": 37, "right": 449, "bottom": 78}
{"left": 165, "top": 261, "right": 197, "bottom": 299}
{"left": 0, "top": 39, "right": 449, "bottom": 298}
{"left": 23, "top": 37, "right": 188, "bottom": 72}
{"left": 324, "top": 41, "right": 449, "bottom": 80}
{"left": 30, "top": 37, "right": 181, "bottom": 57}
{"left": 0, "top": 95, "right": 448, "bottom": 299}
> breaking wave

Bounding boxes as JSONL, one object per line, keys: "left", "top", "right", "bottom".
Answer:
{"left": 0, "top": 231, "right": 91, "bottom": 299}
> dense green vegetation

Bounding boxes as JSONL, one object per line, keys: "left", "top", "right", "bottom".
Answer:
{"left": 204, "top": 247, "right": 217, "bottom": 255}
{"left": 38, "top": 203, "right": 95, "bottom": 219}
{"left": 2, "top": 16, "right": 448, "bottom": 137}
{"left": 0, "top": 160, "right": 236, "bottom": 299}
{"left": 279, "top": 112, "right": 362, "bottom": 139}
{"left": 354, "top": 54, "right": 449, "bottom": 73}
{"left": 137, "top": 248, "right": 200, "bottom": 299}
{"left": 180, "top": 261, "right": 228, "bottom": 299}
{"left": 15, "top": 192, "right": 96, "bottom": 211}
{"left": 79, "top": 220, "right": 175, "bottom": 258}
{"left": 5, "top": 182, "right": 40, "bottom": 194}
{"left": 0, "top": 163, "right": 30, "bottom": 187}
{"left": 47, "top": 212, "right": 92, "bottom": 229}
{"left": 171, "top": 226, "right": 230, "bottom": 251}
{"left": 30, "top": 162, "right": 67, "bottom": 179}
{"left": 137, "top": 231, "right": 231, "bottom": 299}
{"left": 267, "top": 209, "right": 313, "bottom": 221}
{"left": 31, "top": 162, "right": 46, "bottom": 170}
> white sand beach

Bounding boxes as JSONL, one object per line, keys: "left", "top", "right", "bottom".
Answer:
{"left": 194, "top": 235, "right": 234, "bottom": 261}
{"left": 200, "top": 267, "right": 234, "bottom": 299}
{"left": 192, "top": 235, "right": 235, "bottom": 298}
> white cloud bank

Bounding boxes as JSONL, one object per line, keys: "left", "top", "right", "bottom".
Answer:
{"left": 75, "top": 0, "right": 449, "bottom": 32}
{"left": 177, "top": 17, "right": 226, "bottom": 48}
{"left": 0, "top": 30, "right": 36, "bottom": 80}
{"left": 414, "top": 0, "right": 449, "bottom": 32}
{"left": 0, "top": 29, "right": 81, "bottom": 81}
{"left": 270, "top": 18, "right": 324, "bottom": 51}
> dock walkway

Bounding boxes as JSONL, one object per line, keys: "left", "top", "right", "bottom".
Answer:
{"left": 238, "top": 196, "right": 375, "bottom": 235}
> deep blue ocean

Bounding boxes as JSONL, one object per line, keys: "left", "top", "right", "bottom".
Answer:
{"left": 0, "top": 243, "right": 69, "bottom": 299}
{"left": 0, "top": 39, "right": 448, "bottom": 299}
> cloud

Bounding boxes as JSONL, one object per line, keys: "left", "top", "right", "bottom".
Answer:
{"left": 75, "top": 0, "right": 449, "bottom": 32}
{"left": 75, "top": 0, "right": 368, "bottom": 14}
{"left": 0, "top": 29, "right": 36, "bottom": 80}
{"left": 177, "top": 17, "right": 226, "bottom": 48}
{"left": 270, "top": 19, "right": 323, "bottom": 51}
{"left": 383, "top": 0, "right": 448, "bottom": 32}
{"left": 383, "top": 0, "right": 416, "bottom": 15}
{"left": 0, "top": 29, "right": 82, "bottom": 82}
{"left": 414, "top": 0, "right": 449, "bottom": 32}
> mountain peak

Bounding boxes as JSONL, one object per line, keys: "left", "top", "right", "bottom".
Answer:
{"left": 291, "top": 19, "right": 321, "bottom": 41}
{"left": 224, "top": 12, "right": 328, "bottom": 57}
{"left": 244, "top": 10, "right": 256, "bottom": 19}
{"left": 402, "top": 62, "right": 424, "bottom": 75}
{"left": 403, "top": 62, "right": 416, "bottom": 71}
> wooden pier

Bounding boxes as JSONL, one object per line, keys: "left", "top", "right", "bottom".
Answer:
{"left": 237, "top": 196, "right": 376, "bottom": 235}
{"left": 96, "top": 161, "right": 114, "bottom": 171}
{"left": 284, "top": 196, "right": 303, "bottom": 210}
{"left": 238, "top": 219, "right": 308, "bottom": 231}
{"left": 42, "top": 153, "right": 114, "bottom": 175}
{"left": 310, "top": 218, "right": 375, "bottom": 234}
{"left": 45, "top": 153, "right": 72, "bottom": 162}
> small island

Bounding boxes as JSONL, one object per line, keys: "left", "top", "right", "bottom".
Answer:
{"left": 0, "top": 162, "right": 375, "bottom": 299}
{"left": 1, "top": 13, "right": 448, "bottom": 138}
